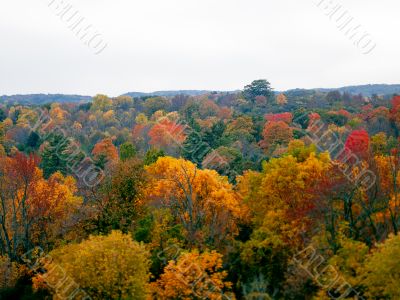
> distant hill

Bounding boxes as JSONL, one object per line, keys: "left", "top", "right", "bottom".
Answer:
{"left": 314, "top": 84, "right": 400, "bottom": 96}
{"left": 124, "top": 85, "right": 400, "bottom": 98}
{"left": 123, "top": 90, "right": 223, "bottom": 97}
{"left": 0, "top": 94, "right": 92, "bottom": 105}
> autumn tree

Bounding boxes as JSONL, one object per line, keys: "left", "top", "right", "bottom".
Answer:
{"left": 91, "top": 94, "right": 112, "bottom": 112}
{"left": 151, "top": 250, "right": 233, "bottom": 299}
{"left": 145, "top": 157, "right": 244, "bottom": 249}
{"left": 343, "top": 129, "right": 370, "bottom": 160}
{"left": 0, "top": 153, "right": 41, "bottom": 259}
{"left": 0, "top": 153, "right": 82, "bottom": 259}
{"left": 35, "top": 231, "right": 150, "bottom": 300}
{"left": 265, "top": 112, "right": 292, "bottom": 124}
{"left": 148, "top": 118, "right": 186, "bottom": 154}
{"left": 276, "top": 93, "right": 288, "bottom": 105}
{"left": 260, "top": 121, "right": 293, "bottom": 155}
{"left": 362, "top": 234, "right": 400, "bottom": 299}
{"left": 92, "top": 137, "right": 118, "bottom": 169}
{"left": 224, "top": 116, "right": 255, "bottom": 143}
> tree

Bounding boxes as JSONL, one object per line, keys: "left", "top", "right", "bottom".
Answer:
{"left": 265, "top": 113, "right": 293, "bottom": 124}
{"left": 276, "top": 93, "right": 288, "bottom": 105}
{"left": 0, "top": 109, "right": 6, "bottom": 123}
{"left": 144, "top": 148, "right": 165, "bottom": 165}
{"left": 35, "top": 231, "right": 150, "bottom": 300}
{"left": 119, "top": 142, "right": 136, "bottom": 161}
{"left": 112, "top": 95, "right": 134, "bottom": 109}
{"left": 26, "top": 131, "right": 40, "bottom": 151}
{"left": 41, "top": 134, "right": 70, "bottom": 178}
{"left": 0, "top": 153, "right": 40, "bottom": 259}
{"left": 0, "top": 153, "right": 82, "bottom": 258}
{"left": 92, "top": 159, "right": 148, "bottom": 234}
{"left": 370, "top": 132, "right": 387, "bottom": 155}
{"left": 238, "top": 150, "right": 330, "bottom": 234}
{"left": 343, "top": 129, "right": 370, "bottom": 160}
{"left": 243, "top": 80, "right": 273, "bottom": 103}
{"left": 145, "top": 157, "right": 244, "bottom": 249}
{"left": 143, "top": 97, "right": 171, "bottom": 116}
{"left": 150, "top": 250, "right": 233, "bottom": 299}
{"left": 260, "top": 121, "right": 293, "bottom": 154}
{"left": 362, "top": 234, "right": 400, "bottom": 299}
{"left": 202, "top": 146, "right": 244, "bottom": 182}
{"left": 92, "top": 137, "right": 118, "bottom": 168}
{"left": 224, "top": 116, "right": 255, "bottom": 143}
{"left": 91, "top": 94, "right": 112, "bottom": 111}
{"left": 148, "top": 118, "right": 186, "bottom": 154}
{"left": 325, "top": 90, "right": 342, "bottom": 105}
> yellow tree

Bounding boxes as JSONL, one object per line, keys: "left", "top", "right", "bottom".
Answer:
{"left": 240, "top": 151, "right": 330, "bottom": 230}
{"left": 362, "top": 234, "right": 400, "bottom": 299}
{"left": 276, "top": 93, "right": 288, "bottom": 105}
{"left": 236, "top": 149, "right": 331, "bottom": 293}
{"left": 145, "top": 157, "right": 244, "bottom": 249}
{"left": 29, "top": 171, "right": 82, "bottom": 249}
{"left": 34, "top": 231, "right": 150, "bottom": 300}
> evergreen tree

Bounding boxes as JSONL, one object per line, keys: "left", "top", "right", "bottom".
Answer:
{"left": 26, "top": 131, "right": 40, "bottom": 151}
{"left": 41, "top": 134, "right": 70, "bottom": 178}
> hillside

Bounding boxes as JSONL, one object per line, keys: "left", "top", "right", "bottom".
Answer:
{"left": 0, "top": 94, "right": 92, "bottom": 105}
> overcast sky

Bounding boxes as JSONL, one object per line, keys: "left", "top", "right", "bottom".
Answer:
{"left": 1, "top": 0, "right": 399, "bottom": 96}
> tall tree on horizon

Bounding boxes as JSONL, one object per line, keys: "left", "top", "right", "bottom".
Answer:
{"left": 243, "top": 79, "right": 274, "bottom": 103}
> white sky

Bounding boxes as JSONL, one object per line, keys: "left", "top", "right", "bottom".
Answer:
{"left": 1, "top": 0, "right": 399, "bottom": 96}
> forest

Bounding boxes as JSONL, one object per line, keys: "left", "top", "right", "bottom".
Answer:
{"left": 0, "top": 79, "right": 399, "bottom": 299}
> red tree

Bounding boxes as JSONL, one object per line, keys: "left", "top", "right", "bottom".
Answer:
{"left": 344, "top": 129, "right": 370, "bottom": 159}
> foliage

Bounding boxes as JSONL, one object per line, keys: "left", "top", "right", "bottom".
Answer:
{"left": 150, "top": 250, "right": 233, "bottom": 299}
{"left": 37, "top": 231, "right": 150, "bottom": 300}
{"left": 41, "top": 133, "right": 70, "bottom": 178}
{"left": 243, "top": 79, "right": 273, "bottom": 103}
{"left": 119, "top": 141, "right": 137, "bottom": 161}
{"left": 92, "top": 158, "right": 148, "bottom": 233}
{"left": 362, "top": 234, "right": 400, "bottom": 299}
{"left": 145, "top": 157, "right": 244, "bottom": 249}
{"left": 144, "top": 147, "right": 165, "bottom": 165}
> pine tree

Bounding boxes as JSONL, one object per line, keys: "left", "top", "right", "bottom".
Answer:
{"left": 41, "top": 134, "right": 70, "bottom": 178}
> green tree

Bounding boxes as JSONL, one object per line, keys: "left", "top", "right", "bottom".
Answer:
{"left": 0, "top": 109, "right": 6, "bottom": 122}
{"left": 243, "top": 79, "right": 273, "bottom": 103}
{"left": 40, "top": 134, "right": 70, "bottom": 178}
{"left": 144, "top": 148, "right": 165, "bottom": 165}
{"left": 93, "top": 159, "right": 148, "bottom": 233}
{"left": 119, "top": 142, "right": 137, "bottom": 161}
{"left": 26, "top": 131, "right": 40, "bottom": 151}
